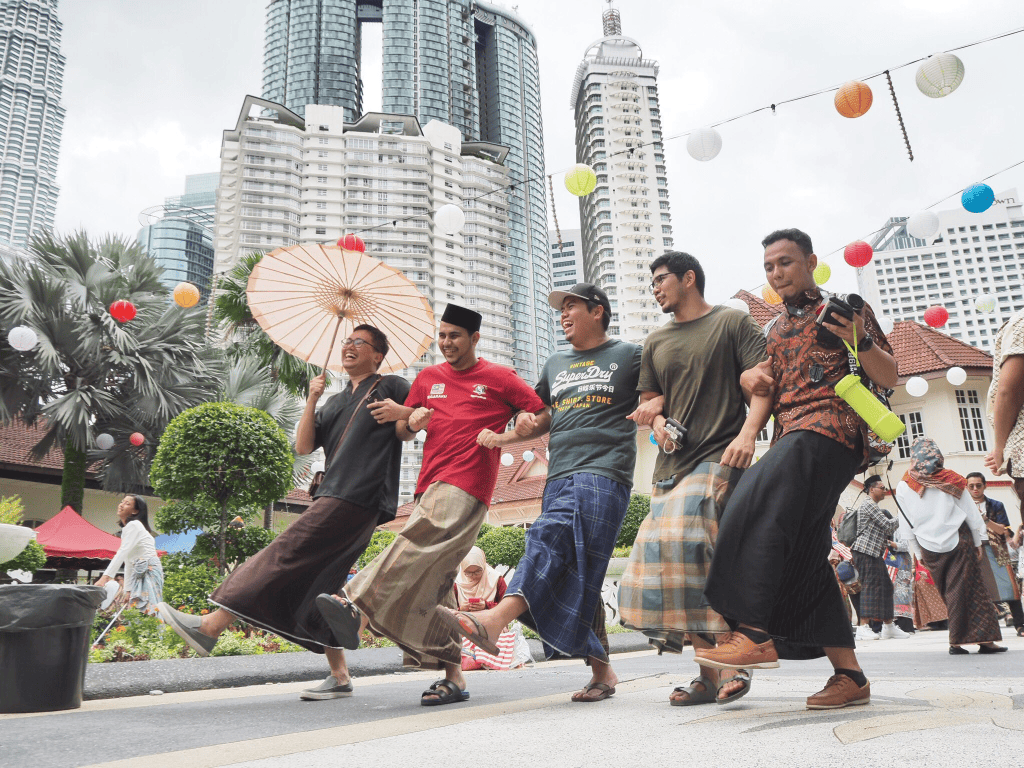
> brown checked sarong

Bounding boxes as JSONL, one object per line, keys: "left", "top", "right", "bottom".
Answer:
{"left": 345, "top": 482, "right": 487, "bottom": 668}
{"left": 618, "top": 461, "right": 739, "bottom": 652}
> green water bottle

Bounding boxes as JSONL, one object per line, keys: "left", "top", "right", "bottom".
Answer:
{"left": 834, "top": 374, "right": 906, "bottom": 443}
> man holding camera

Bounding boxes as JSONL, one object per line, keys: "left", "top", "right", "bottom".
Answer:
{"left": 699, "top": 228, "right": 897, "bottom": 710}
{"left": 617, "top": 252, "right": 770, "bottom": 706}
{"left": 444, "top": 283, "right": 644, "bottom": 702}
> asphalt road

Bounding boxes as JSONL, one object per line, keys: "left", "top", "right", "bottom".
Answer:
{"left": 3, "top": 629, "right": 1022, "bottom": 768}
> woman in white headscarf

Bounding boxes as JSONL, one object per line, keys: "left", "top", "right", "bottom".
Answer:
{"left": 454, "top": 547, "right": 530, "bottom": 670}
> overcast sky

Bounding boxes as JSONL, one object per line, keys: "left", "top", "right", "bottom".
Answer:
{"left": 56, "top": 0, "right": 1024, "bottom": 303}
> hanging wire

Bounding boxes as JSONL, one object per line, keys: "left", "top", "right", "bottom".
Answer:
{"left": 885, "top": 71, "right": 913, "bottom": 162}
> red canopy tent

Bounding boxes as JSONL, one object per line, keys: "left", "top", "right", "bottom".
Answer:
{"left": 34, "top": 506, "right": 165, "bottom": 571}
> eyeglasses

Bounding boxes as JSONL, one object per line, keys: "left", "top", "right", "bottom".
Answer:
{"left": 649, "top": 272, "right": 679, "bottom": 292}
{"left": 341, "top": 338, "right": 380, "bottom": 353}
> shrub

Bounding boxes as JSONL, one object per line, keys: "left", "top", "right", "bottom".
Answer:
{"left": 191, "top": 525, "right": 276, "bottom": 572}
{"left": 475, "top": 522, "right": 495, "bottom": 542}
{"left": 616, "top": 494, "right": 650, "bottom": 548}
{"left": 477, "top": 526, "right": 526, "bottom": 569}
{"left": 161, "top": 561, "right": 222, "bottom": 615}
{"left": 357, "top": 529, "right": 396, "bottom": 569}
{"left": 0, "top": 494, "right": 25, "bottom": 525}
{"left": 0, "top": 539, "right": 47, "bottom": 574}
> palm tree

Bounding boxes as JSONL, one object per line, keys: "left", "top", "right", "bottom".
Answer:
{"left": 213, "top": 252, "right": 322, "bottom": 398}
{"left": 0, "top": 231, "right": 222, "bottom": 512}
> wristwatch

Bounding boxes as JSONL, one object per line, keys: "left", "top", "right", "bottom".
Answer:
{"left": 856, "top": 334, "right": 874, "bottom": 352}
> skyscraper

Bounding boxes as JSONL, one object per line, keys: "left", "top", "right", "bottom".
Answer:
{"left": 0, "top": 0, "right": 64, "bottom": 249}
{"left": 570, "top": 5, "right": 674, "bottom": 345}
{"left": 549, "top": 228, "right": 582, "bottom": 352}
{"left": 261, "top": 0, "right": 551, "bottom": 380}
{"left": 857, "top": 190, "right": 1024, "bottom": 351}
{"left": 137, "top": 174, "right": 217, "bottom": 300}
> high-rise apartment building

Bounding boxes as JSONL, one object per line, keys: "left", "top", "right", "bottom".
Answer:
{"left": 857, "top": 190, "right": 1024, "bottom": 351}
{"left": 570, "top": 5, "right": 673, "bottom": 345}
{"left": 215, "top": 96, "right": 515, "bottom": 499}
{"left": 261, "top": 0, "right": 551, "bottom": 381}
{"left": 549, "top": 228, "right": 582, "bottom": 351}
{"left": 0, "top": 0, "right": 64, "bottom": 248}
{"left": 137, "top": 174, "right": 217, "bottom": 300}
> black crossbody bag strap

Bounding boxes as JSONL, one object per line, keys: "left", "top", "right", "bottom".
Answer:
{"left": 309, "top": 375, "right": 381, "bottom": 495}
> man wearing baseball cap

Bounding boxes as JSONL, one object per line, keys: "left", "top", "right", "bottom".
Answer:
{"left": 444, "top": 283, "right": 651, "bottom": 702}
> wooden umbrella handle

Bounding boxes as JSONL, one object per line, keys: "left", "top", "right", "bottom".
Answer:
{"left": 323, "top": 315, "right": 343, "bottom": 371}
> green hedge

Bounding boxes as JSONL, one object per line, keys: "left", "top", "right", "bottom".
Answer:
{"left": 477, "top": 526, "right": 526, "bottom": 569}
{"left": 616, "top": 494, "right": 651, "bottom": 548}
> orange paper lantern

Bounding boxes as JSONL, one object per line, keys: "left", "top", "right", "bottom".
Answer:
{"left": 762, "top": 285, "right": 782, "bottom": 304}
{"left": 834, "top": 81, "right": 873, "bottom": 118}
{"left": 173, "top": 282, "right": 200, "bottom": 308}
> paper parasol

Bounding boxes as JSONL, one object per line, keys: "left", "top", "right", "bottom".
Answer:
{"left": 246, "top": 243, "right": 434, "bottom": 373}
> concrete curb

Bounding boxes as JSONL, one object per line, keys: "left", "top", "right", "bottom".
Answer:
{"left": 83, "top": 631, "right": 652, "bottom": 700}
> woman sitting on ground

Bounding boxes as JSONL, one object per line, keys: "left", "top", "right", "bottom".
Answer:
{"left": 95, "top": 495, "right": 163, "bottom": 615}
{"left": 453, "top": 547, "right": 517, "bottom": 670}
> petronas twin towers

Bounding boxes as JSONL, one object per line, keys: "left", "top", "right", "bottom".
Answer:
{"left": 262, "top": 0, "right": 553, "bottom": 380}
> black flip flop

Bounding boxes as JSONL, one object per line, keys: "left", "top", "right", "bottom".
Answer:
{"left": 717, "top": 669, "right": 753, "bottom": 705}
{"left": 421, "top": 679, "right": 470, "bottom": 706}
{"left": 316, "top": 593, "right": 362, "bottom": 650}
{"left": 438, "top": 609, "right": 500, "bottom": 655}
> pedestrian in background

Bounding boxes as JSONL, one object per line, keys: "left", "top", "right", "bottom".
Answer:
{"left": 966, "top": 472, "right": 1023, "bottom": 636}
{"left": 851, "top": 476, "right": 908, "bottom": 641}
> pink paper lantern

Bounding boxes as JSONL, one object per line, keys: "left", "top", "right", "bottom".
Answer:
{"left": 337, "top": 233, "right": 366, "bottom": 253}
{"left": 129, "top": 432, "right": 145, "bottom": 447}
{"left": 843, "top": 241, "right": 873, "bottom": 268}
{"left": 923, "top": 305, "right": 949, "bottom": 328}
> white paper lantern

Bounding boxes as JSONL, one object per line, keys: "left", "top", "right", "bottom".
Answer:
{"left": 946, "top": 367, "right": 967, "bottom": 386}
{"left": 974, "top": 292, "right": 996, "bottom": 313}
{"left": 96, "top": 433, "right": 115, "bottom": 451}
{"left": 523, "top": 450, "right": 535, "bottom": 462}
{"left": 7, "top": 325, "right": 37, "bottom": 352}
{"left": 500, "top": 452, "right": 514, "bottom": 466}
{"left": 915, "top": 53, "right": 965, "bottom": 98}
{"left": 310, "top": 460, "right": 326, "bottom": 475}
{"left": 878, "top": 316, "right": 894, "bottom": 335}
{"left": 906, "top": 211, "right": 940, "bottom": 241}
{"left": 416, "top": 430, "right": 427, "bottom": 442}
{"left": 435, "top": 203, "right": 466, "bottom": 235}
{"left": 686, "top": 127, "right": 722, "bottom": 162}
{"left": 905, "top": 376, "right": 929, "bottom": 397}
{"left": 721, "top": 298, "right": 749, "bottom": 314}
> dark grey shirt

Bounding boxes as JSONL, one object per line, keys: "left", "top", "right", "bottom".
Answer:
{"left": 313, "top": 374, "right": 410, "bottom": 523}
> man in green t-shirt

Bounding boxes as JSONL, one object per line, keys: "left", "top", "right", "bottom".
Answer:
{"left": 619, "top": 252, "right": 771, "bottom": 707}
{"left": 444, "top": 282, "right": 651, "bottom": 703}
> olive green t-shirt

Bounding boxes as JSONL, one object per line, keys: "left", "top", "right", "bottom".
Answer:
{"left": 640, "top": 305, "right": 767, "bottom": 483}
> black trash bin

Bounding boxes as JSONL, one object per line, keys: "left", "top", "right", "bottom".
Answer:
{"left": 0, "top": 583, "right": 105, "bottom": 713}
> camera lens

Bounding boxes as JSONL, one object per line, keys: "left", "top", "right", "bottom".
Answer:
{"left": 847, "top": 293, "right": 865, "bottom": 311}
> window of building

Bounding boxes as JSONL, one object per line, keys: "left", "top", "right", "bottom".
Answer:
{"left": 317, "top": 151, "right": 328, "bottom": 158}
{"left": 955, "top": 389, "right": 988, "bottom": 451}
{"left": 894, "top": 411, "right": 925, "bottom": 458}
{"left": 315, "top": 228, "right": 326, "bottom": 235}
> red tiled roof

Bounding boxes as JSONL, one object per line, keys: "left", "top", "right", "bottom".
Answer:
{"left": 732, "top": 289, "right": 783, "bottom": 327}
{"left": 887, "top": 321, "right": 993, "bottom": 378}
{"left": 0, "top": 419, "right": 68, "bottom": 472}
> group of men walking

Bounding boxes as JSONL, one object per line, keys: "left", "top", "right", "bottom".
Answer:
{"left": 160, "top": 226, "right": 918, "bottom": 710}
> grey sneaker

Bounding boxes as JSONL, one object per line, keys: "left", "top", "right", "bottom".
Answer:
{"left": 300, "top": 675, "right": 354, "bottom": 701}
{"left": 157, "top": 602, "right": 218, "bottom": 656}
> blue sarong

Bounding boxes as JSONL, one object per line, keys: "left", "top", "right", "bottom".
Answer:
{"left": 507, "top": 473, "right": 630, "bottom": 661}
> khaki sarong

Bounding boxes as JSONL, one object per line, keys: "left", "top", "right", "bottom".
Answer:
{"left": 345, "top": 482, "right": 487, "bottom": 668}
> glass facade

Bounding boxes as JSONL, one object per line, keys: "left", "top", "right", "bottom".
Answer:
{"left": 262, "top": 0, "right": 552, "bottom": 379}
{"left": 137, "top": 218, "right": 214, "bottom": 301}
{"left": 0, "top": 0, "right": 64, "bottom": 248}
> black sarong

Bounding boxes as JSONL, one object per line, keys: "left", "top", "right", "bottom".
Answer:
{"left": 852, "top": 550, "right": 894, "bottom": 622}
{"left": 211, "top": 496, "right": 379, "bottom": 653}
{"left": 703, "top": 430, "right": 859, "bottom": 659}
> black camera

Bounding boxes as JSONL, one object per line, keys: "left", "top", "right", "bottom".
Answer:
{"left": 816, "top": 293, "right": 864, "bottom": 347}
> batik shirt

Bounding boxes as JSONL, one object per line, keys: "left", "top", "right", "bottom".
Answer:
{"left": 767, "top": 289, "right": 891, "bottom": 465}
{"left": 988, "top": 309, "right": 1024, "bottom": 478}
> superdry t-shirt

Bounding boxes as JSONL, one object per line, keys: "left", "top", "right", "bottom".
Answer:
{"left": 535, "top": 338, "right": 643, "bottom": 487}
{"left": 406, "top": 358, "right": 545, "bottom": 504}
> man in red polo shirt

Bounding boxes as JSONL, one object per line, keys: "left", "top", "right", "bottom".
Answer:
{"left": 318, "top": 304, "right": 545, "bottom": 706}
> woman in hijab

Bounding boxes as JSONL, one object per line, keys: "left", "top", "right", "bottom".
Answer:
{"left": 453, "top": 547, "right": 517, "bottom": 670}
{"left": 895, "top": 439, "right": 1005, "bottom": 655}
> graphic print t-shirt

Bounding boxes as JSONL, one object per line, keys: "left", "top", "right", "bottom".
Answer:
{"left": 406, "top": 358, "right": 545, "bottom": 504}
{"left": 535, "top": 339, "right": 643, "bottom": 487}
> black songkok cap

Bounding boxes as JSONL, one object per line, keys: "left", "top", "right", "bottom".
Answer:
{"left": 440, "top": 304, "right": 482, "bottom": 334}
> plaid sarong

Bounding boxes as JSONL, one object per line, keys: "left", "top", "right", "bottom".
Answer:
{"left": 507, "top": 473, "right": 630, "bottom": 661}
{"left": 345, "top": 482, "right": 487, "bottom": 668}
{"left": 618, "top": 461, "right": 739, "bottom": 650}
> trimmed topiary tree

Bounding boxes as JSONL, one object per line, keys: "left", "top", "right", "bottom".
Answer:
{"left": 616, "top": 493, "right": 651, "bottom": 549}
{"left": 477, "top": 526, "right": 527, "bottom": 569}
{"left": 149, "top": 402, "right": 293, "bottom": 574}
{"left": 357, "top": 529, "right": 397, "bottom": 569}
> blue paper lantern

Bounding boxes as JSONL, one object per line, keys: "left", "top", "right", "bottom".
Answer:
{"left": 962, "top": 183, "right": 994, "bottom": 214}
{"left": 649, "top": 432, "right": 658, "bottom": 446}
